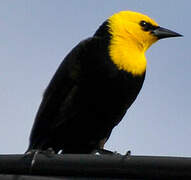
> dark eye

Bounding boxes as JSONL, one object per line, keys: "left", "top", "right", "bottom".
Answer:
{"left": 140, "top": 21, "right": 148, "bottom": 27}
{"left": 140, "top": 20, "right": 158, "bottom": 32}
{"left": 140, "top": 20, "right": 151, "bottom": 31}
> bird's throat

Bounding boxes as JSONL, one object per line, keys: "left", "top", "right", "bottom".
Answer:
{"left": 109, "top": 36, "right": 147, "bottom": 76}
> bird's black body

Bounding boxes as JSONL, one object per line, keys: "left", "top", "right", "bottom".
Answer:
{"left": 27, "top": 21, "right": 145, "bottom": 153}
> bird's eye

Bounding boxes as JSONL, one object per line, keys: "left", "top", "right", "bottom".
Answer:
{"left": 140, "top": 21, "right": 152, "bottom": 31}
{"left": 140, "top": 21, "right": 148, "bottom": 27}
{"left": 140, "top": 20, "right": 154, "bottom": 31}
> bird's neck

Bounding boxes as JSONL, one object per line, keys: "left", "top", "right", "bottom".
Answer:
{"left": 109, "top": 36, "right": 147, "bottom": 76}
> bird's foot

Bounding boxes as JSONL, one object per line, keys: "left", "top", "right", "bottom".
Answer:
{"left": 91, "top": 149, "right": 132, "bottom": 157}
{"left": 26, "top": 147, "right": 55, "bottom": 157}
{"left": 91, "top": 149, "right": 122, "bottom": 156}
{"left": 25, "top": 148, "right": 55, "bottom": 170}
{"left": 125, "top": 150, "right": 131, "bottom": 156}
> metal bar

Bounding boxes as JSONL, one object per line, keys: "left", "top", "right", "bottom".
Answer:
{"left": 0, "top": 154, "right": 190, "bottom": 179}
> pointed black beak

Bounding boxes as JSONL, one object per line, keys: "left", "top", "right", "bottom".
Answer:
{"left": 152, "top": 26, "right": 183, "bottom": 39}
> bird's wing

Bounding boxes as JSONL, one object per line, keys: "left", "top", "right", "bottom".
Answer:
{"left": 29, "top": 37, "right": 98, "bottom": 142}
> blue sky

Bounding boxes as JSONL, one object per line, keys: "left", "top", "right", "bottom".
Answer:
{"left": 0, "top": 0, "right": 190, "bottom": 156}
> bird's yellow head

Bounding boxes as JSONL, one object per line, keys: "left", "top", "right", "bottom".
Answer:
{"left": 109, "top": 11, "right": 159, "bottom": 51}
{"left": 107, "top": 11, "right": 182, "bottom": 76}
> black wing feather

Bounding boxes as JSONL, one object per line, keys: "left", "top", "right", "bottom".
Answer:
{"left": 28, "top": 38, "right": 94, "bottom": 151}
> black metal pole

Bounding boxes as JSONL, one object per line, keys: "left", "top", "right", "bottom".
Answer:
{"left": 0, "top": 154, "right": 191, "bottom": 179}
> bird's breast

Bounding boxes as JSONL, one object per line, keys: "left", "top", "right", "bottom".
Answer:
{"left": 78, "top": 68, "right": 145, "bottom": 125}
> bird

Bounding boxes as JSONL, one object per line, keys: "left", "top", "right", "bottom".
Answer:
{"left": 27, "top": 10, "right": 182, "bottom": 154}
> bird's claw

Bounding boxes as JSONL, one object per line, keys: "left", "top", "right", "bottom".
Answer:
{"left": 91, "top": 149, "right": 122, "bottom": 156}
{"left": 25, "top": 148, "right": 56, "bottom": 172}
{"left": 125, "top": 150, "right": 131, "bottom": 156}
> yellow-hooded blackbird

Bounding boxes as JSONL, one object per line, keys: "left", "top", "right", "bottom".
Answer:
{"left": 27, "top": 11, "right": 182, "bottom": 154}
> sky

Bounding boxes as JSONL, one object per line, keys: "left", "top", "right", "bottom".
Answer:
{"left": 0, "top": 0, "right": 190, "bottom": 157}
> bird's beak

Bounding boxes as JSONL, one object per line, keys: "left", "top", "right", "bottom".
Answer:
{"left": 152, "top": 26, "right": 183, "bottom": 39}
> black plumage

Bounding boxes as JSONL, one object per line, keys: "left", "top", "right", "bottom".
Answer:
{"left": 27, "top": 21, "right": 145, "bottom": 153}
